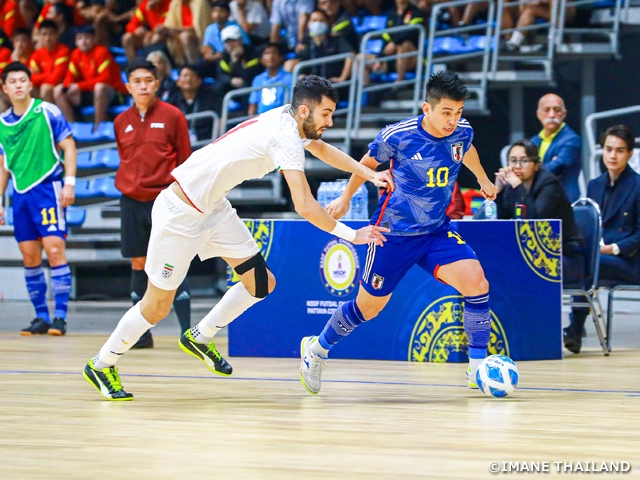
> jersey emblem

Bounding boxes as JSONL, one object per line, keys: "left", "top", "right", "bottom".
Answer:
{"left": 451, "top": 142, "right": 463, "bottom": 163}
{"left": 161, "top": 263, "right": 174, "bottom": 279}
{"left": 124, "top": 124, "right": 133, "bottom": 133}
{"left": 150, "top": 123, "right": 165, "bottom": 129}
{"left": 47, "top": 225, "right": 58, "bottom": 232}
{"left": 372, "top": 273, "right": 385, "bottom": 290}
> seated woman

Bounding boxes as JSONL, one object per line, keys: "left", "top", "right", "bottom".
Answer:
{"left": 495, "top": 139, "right": 586, "bottom": 351}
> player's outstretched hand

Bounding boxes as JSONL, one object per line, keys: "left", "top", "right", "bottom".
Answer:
{"left": 61, "top": 184, "right": 75, "bottom": 207}
{"left": 479, "top": 179, "right": 497, "bottom": 201}
{"left": 327, "top": 195, "right": 350, "bottom": 220}
{"left": 371, "top": 170, "right": 395, "bottom": 192}
{"left": 353, "top": 225, "right": 390, "bottom": 246}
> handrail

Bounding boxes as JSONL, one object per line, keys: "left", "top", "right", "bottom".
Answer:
{"left": 291, "top": 52, "right": 357, "bottom": 153}
{"left": 184, "top": 110, "right": 220, "bottom": 148}
{"left": 353, "top": 23, "right": 426, "bottom": 132}
{"left": 220, "top": 83, "right": 291, "bottom": 133}
{"left": 556, "top": 0, "right": 622, "bottom": 55}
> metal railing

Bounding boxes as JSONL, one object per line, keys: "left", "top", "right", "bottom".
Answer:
{"left": 491, "top": 0, "right": 559, "bottom": 83}
{"left": 185, "top": 111, "right": 220, "bottom": 148}
{"left": 353, "top": 23, "right": 426, "bottom": 132}
{"left": 556, "top": 0, "right": 623, "bottom": 56}
{"left": 291, "top": 52, "right": 357, "bottom": 153}
{"left": 424, "top": 0, "right": 494, "bottom": 113}
{"left": 220, "top": 83, "right": 291, "bottom": 134}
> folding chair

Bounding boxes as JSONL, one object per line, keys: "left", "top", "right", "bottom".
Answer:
{"left": 563, "top": 198, "right": 610, "bottom": 355}
{"left": 598, "top": 281, "right": 640, "bottom": 352}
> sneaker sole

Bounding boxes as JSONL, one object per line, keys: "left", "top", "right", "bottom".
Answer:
{"left": 82, "top": 370, "right": 134, "bottom": 402}
{"left": 299, "top": 337, "right": 318, "bottom": 395}
{"left": 20, "top": 331, "right": 47, "bottom": 336}
{"left": 178, "top": 338, "right": 231, "bottom": 377}
{"left": 48, "top": 329, "right": 65, "bottom": 336}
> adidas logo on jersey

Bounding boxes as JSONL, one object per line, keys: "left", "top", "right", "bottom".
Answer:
{"left": 410, "top": 152, "right": 423, "bottom": 160}
{"left": 151, "top": 123, "right": 165, "bottom": 129}
{"left": 124, "top": 124, "right": 133, "bottom": 133}
{"left": 47, "top": 225, "right": 58, "bottom": 232}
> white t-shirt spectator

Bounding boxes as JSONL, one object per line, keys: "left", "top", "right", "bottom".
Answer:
{"left": 230, "top": 0, "right": 271, "bottom": 41}
{"left": 270, "top": 0, "right": 315, "bottom": 49}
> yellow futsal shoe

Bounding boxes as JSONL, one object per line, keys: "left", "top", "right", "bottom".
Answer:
{"left": 466, "top": 366, "right": 479, "bottom": 389}
{"left": 83, "top": 359, "right": 134, "bottom": 401}
{"left": 179, "top": 330, "right": 233, "bottom": 376}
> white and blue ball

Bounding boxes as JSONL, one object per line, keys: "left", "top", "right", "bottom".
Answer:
{"left": 476, "top": 354, "right": 519, "bottom": 398}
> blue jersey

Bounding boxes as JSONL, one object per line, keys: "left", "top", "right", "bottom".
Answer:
{"left": 368, "top": 115, "right": 474, "bottom": 235}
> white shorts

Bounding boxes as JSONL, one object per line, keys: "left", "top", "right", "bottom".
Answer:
{"left": 145, "top": 187, "right": 260, "bottom": 291}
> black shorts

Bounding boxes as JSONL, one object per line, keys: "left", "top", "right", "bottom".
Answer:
{"left": 120, "top": 195, "right": 154, "bottom": 258}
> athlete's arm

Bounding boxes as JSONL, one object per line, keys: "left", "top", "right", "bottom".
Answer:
{"left": 305, "top": 140, "right": 394, "bottom": 191}
{"left": 281, "top": 169, "right": 389, "bottom": 246}
{"left": 58, "top": 136, "right": 77, "bottom": 207}
{"left": 326, "top": 151, "right": 379, "bottom": 220}
{"left": 0, "top": 157, "right": 8, "bottom": 225}
{"left": 462, "top": 144, "right": 497, "bottom": 201}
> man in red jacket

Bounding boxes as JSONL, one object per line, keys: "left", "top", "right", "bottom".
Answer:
{"left": 53, "top": 25, "right": 127, "bottom": 130}
{"left": 114, "top": 58, "right": 193, "bottom": 348}
{"left": 29, "top": 20, "right": 70, "bottom": 103}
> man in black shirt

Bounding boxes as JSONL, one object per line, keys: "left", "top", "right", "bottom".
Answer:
{"left": 214, "top": 24, "right": 263, "bottom": 97}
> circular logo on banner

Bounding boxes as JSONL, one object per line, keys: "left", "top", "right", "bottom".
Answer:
{"left": 319, "top": 239, "right": 359, "bottom": 296}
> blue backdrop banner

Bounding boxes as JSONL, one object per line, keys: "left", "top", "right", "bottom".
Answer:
{"left": 228, "top": 219, "right": 563, "bottom": 362}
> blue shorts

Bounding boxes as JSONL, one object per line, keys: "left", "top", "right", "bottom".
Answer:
{"left": 360, "top": 223, "right": 478, "bottom": 296}
{"left": 12, "top": 180, "right": 67, "bottom": 243}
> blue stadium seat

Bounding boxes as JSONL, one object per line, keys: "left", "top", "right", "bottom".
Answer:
{"left": 74, "top": 179, "right": 99, "bottom": 198}
{"left": 76, "top": 151, "right": 94, "bottom": 169}
{"left": 75, "top": 177, "right": 121, "bottom": 199}
{"left": 203, "top": 77, "right": 216, "bottom": 85}
{"left": 5, "top": 206, "right": 13, "bottom": 225}
{"left": 370, "top": 72, "right": 416, "bottom": 83}
{"left": 71, "top": 122, "right": 100, "bottom": 142}
{"left": 95, "top": 177, "right": 121, "bottom": 198}
{"left": 354, "top": 16, "right": 387, "bottom": 35}
{"left": 366, "top": 39, "right": 384, "bottom": 55}
{"left": 120, "top": 71, "right": 128, "bottom": 84}
{"left": 93, "top": 149, "right": 120, "bottom": 169}
{"left": 228, "top": 100, "right": 243, "bottom": 112}
{"left": 467, "top": 35, "right": 495, "bottom": 52}
{"left": 433, "top": 36, "right": 469, "bottom": 55}
{"left": 66, "top": 206, "right": 86, "bottom": 227}
{"left": 170, "top": 68, "right": 179, "bottom": 81}
{"left": 95, "top": 122, "right": 116, "bottom": 141}
{"left": 109, "top": 47, "right": 126, "bottom": 55}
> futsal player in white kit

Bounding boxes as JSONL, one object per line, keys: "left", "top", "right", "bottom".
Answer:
{"left": 83, "top": 75, "right": 394, "bottom": 401}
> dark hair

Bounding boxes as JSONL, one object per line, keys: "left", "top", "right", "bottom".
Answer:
{"left": 126, "top": 58, "right": 158, "bottom": 79}
{"left": 311, "top": 9, "right": 329, "bottom": 21}
{"left": 262, "top": 42, "right": 285, "bottom": 57}
{"left": 426, "top": 71, "right": 469, "bottom": 105}
{"left": 76, "top": 25, "right": 96, "bottom": 36}
{"left": 13, "top": 27, "right": 32, "bottom": 38}
{"left": 508, "top": 138, "right": 540, "bottom": 163}
{"left": 38, "top": 19, "right": 59, "bottom": 32}
{"left": 2, "top": 61, "right": 31, "bottom": 84}
{"left": 602, "top": 124, "right": 636, "bottom": 152}
{"left": 52, "top": 3, "right": 75, "bottom": 26}
{"left": 180, "top": 63, "right": 202, "bottom": 78}
{"left": 211, "top": 1, "right": 230, "bottom": 11}
{"left": 291, "top": 75, "right": 339, "bottom": 110}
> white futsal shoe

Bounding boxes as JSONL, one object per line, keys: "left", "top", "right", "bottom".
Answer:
{"left": 466, "top": 366, "right": 479, "bottom": 389}
{"left": 300, "top": 336, "right": 326, "bottom": 394}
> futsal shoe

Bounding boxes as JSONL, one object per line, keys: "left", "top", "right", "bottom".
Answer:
{"left": 20, "top": 317, "right": 50, "bottom": 335}
{"left": 179, "top": 330, "right": 232, "bottom": 376}
{"left": 563, "top": 327, "right": 582, "bottom": 354}
{"left": 299, "top": 336, "right": 326, "bottom": 394}
{"left": 131, "top": 330, "right": 154, "bottom": 349}
{"left": 83, "top": 359, "right": 134, "bottom": 401}
{"left": 466, "top": 367, "right": 479, "bottom": 389}
{"left": 48, "top": 317, "right": 67, "bottom": 336}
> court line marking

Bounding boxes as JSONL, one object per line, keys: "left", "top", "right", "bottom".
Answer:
{"left": 1, "top": 369, "right": 639, "bottom": 395}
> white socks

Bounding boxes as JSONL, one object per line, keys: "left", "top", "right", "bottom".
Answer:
{"left": 310, "top": 337, "right": 329, "bottom": 358}
{"left": 508, "top": 30, "right": 525, "bottom": 47}
{"left": 93, "top": 304, "right": 154, "bottom": 368}
{"left": 191, "top": 282, "right": 262, "bottom": 343}
{"left": 469, "top": 357, "right": 483, "bottom": 374}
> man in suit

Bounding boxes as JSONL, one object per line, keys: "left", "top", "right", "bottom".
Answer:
{"left": 531, "top": 94, "right": 582, "bottom": 203}
{"left": 564, "top": 125, "right": 640, "bottom": 353}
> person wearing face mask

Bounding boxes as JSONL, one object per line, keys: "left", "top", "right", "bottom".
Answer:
{"left": 530, "top": 93, "right": 582, "bottom": 203}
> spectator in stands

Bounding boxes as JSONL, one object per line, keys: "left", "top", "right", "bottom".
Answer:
{"left": 353, "top": 0, "right": 386, "bottom": 16}
{"left": 0, "top": 0, "right": 27, "bottom": 37}
{"left": 122, "top": 0, "right": 172, "bottom": 64}
{"left": 161, "top": 0, "right": 212, "bottom": 65}
{"left": 46, "top": 3, "right": 77, "bottom": 49}
{"left": 54, "top": 25, "right": 127, "bottom": 130}
{"left": 530, "top": 93, "right": 582, "bottom": 203}
{"left": 230, "top": 0, "right": 270, "bottom": 47}
{"left": 0, "top": 33, "right": 9, "bottom": 109}
{"left": 115, "top": 58, "right": 193, "bottom": 349}
{"left": 446, "top": 181, "right": 466, "bottom": 220}
{"left": 212, "top": 24, "right": 262, "bottom": 100}
{"left": 293, "top": 10, "right": 354, "bottom": 84}
{"left": 317, "top": 0, "right": 359, "bottom": 51}
{"left": 202, "top": 1, "right": 249, "bottom": 66}
{"left": 168, "top": 64, "right": 218, "bottom": 141}
{"left": 506, "top": 0, "right": 575, "bottom": 51}
{"left": 457, "top": 0, "right": 516, "bottom": 34}
{"left": 85, "top": 0, "right": 136, "bottom": 47}
{"left": 35, "top": 0, "right": 85, "bottom": 30}
{"left": 369, "top": 0, "right": 426, "bottom": 83}
{"left": 10, "top": 27, "right": 33, "bottom": 62}
{"left": 248, "top": 42, "right": 291, "bottom": 115}
{"left": 269, "top": 0, "right": 314, "bottom": 56}
{"left": 29, "top": 19, "right": 70, "bottom": 103}
{"left": 18, "top": 0, "right": 39, "bottom": 27}
{"left": 147, "top": 50, "right": 177, "bottom": 101}
{"left": 564, "top": 125, "right": 640, "bottom": 353}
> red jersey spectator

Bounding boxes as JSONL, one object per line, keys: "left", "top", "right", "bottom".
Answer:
{"left": 10, "top": 27, "right": 33, "bottom": 63}
{"left": 35, "top": 0, "right": 85, "bottom": 29}
{"left": 29, "top": 20, "right": 70, "bottom": 102}
{"left": 54, "top": 25, "right": 126, "bottom": 129}
{"left": 0, "top": 45, "right": 10, "bottom": 75}
{"left": 122, "top": 0, "right": 171, "bottom": 63}
{"left": 0, "top": 0, "right": 27, "bottom": 37}
{"left": 162, "top": 0, "right": 211, "bottom": 64}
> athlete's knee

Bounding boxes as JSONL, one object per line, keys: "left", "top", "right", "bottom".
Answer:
{"left": 234, "top": 253, "right": 273, "bottom": 299}
{"left": 266, "top": 270, "right": 276, "bottom": 294}
{"left": 356, "top": 299, "right": 383, "bottom": 321}
{"left": 44, "top": 244, "right": 66, "bottom": 265}
{"left": 139, "top": 293, "right": 173, "bottom": 323}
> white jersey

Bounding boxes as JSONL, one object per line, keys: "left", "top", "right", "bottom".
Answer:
{"left": 171, "top": 105, "right": 310, "bottom": 212}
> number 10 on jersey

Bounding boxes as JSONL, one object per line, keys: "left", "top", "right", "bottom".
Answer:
{"left": 426, "top": 167, "right": 450, "bottom": 187}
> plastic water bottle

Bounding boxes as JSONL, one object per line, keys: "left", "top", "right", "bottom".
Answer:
{"left": 484, "top": 200, "right": 498, "bottom": 220}
{"left": 351, "top": 184, "right": 369, "bottom": 220}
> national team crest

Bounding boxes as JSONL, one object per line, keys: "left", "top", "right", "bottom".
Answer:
{"left": 451, "top": 142, "right": 464, "bottom": 163}
{"left": 161, "top": 263, "right": 174, "bottom": 279}
{"left": 372, "top": 273, "right": 385, "bottom": 290}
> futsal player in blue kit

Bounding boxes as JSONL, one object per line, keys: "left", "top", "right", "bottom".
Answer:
{"left": 299, "top": 71, "right": 498, "bottom": 394}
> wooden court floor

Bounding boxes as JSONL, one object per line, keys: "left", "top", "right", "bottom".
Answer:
{"left": 1, "top": 333, "right": 639, "bottom": 480}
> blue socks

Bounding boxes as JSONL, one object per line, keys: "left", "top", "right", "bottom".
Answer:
{"left": 25, "top": 265, "right": 50, "bottom": 323}
{"left": 50, "top": 264, "right": 71, "bottom": 320}
{"left": 464, "top": 293, "right": 492, "bottom": 370}
{"left": 317, "top": 300, "right": 367, "bottom": 352}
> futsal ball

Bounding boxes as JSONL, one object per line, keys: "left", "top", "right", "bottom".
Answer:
{"left": 475, "top": 355, "right": 519, "bottom": 398}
